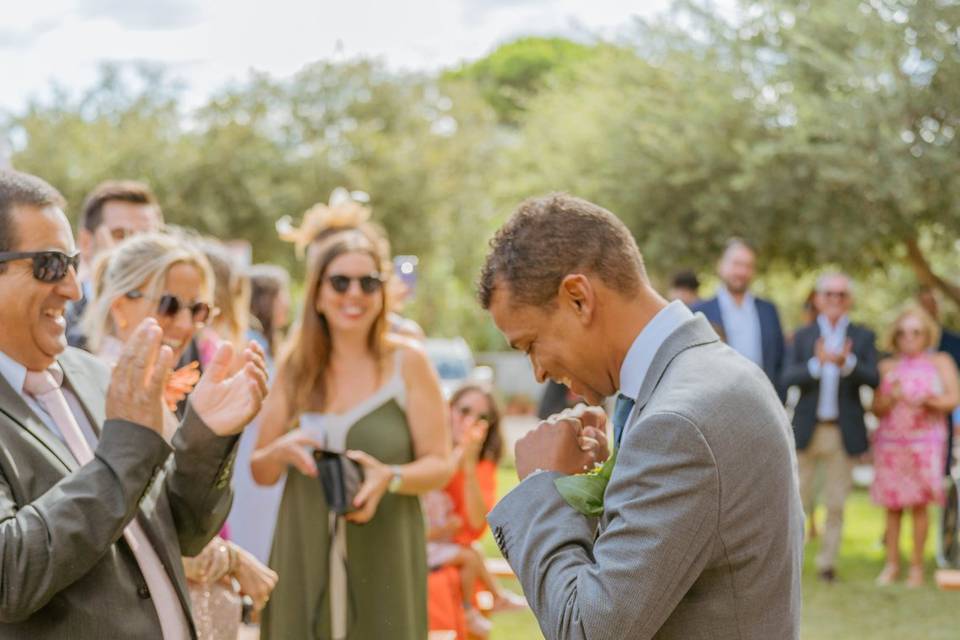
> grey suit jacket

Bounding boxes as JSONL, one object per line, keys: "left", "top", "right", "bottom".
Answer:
{"left": 489, "top": 315, "right": 804, "bottom": 639}
{"left": 0, "top": 347, "right": 239, "bottom": 639}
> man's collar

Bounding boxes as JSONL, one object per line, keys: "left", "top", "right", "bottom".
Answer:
{"left": 0, "top": 348, "right": 65, "bottom": 394}
{"left": 619, "top": 300, "right": 694, "bottom": 400}
{"left": 0, "top": 348, "right": 27, "bottom": 396}
{"left": 717, "top": 285, "right": 754, "bottom": 309}
{"left": 817, "top": 314, "right": 849, "bottom": 334}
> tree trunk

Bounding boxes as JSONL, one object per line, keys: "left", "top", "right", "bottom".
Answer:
{"left": 904, "top": 237, "right": 960, "bottom": 310}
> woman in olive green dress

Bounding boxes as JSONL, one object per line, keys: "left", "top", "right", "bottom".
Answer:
{"left": 251, "top": 203, "right": 451, "bottom": 640}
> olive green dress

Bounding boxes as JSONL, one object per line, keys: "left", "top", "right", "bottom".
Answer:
{"left": 261, "top": 365, "right": 426, "bottom": 640}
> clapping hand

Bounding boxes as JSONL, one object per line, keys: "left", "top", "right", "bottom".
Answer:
{"left": 815, "top": 338, "right": 829, "bottom": 365}
{"left": 191, "top": 341, "right": 270, "bottom": 436}
{"left": 834, "top": 339, "right": 853, "bottom": 366}
{"left": 105, "top": 319, "right": 174, "bottom": 436}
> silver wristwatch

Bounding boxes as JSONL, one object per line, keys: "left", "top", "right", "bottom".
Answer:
{"left": 387, "top": 465, "right": 403, "bottom": 493}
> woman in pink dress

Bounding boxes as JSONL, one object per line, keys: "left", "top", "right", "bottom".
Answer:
{"left": 872, "top": 307, "right": 960, "bottom": 587}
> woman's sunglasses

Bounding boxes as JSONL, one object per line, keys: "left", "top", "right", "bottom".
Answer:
{"left": 326, "top": 273, "right": 384, "bottom": 295}
{"left": 456, "top": 405, "right": 490, "bottom": 423}
{"left": 125, "top": 291, "right": 213, "bottom": 323}
{"left": 895, "top": 327, "right": 925, "bottom": 339}
{"left": 0, "top": 251, "right": 80, "bottom": 283}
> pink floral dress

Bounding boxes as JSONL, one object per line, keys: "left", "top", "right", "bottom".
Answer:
{"left": 871, "top": 355, "right": 947, "bottom": 508}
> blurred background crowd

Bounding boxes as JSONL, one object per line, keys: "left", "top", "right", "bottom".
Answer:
{"left": 5, "top": 1, "right": 960, "bottom": 638}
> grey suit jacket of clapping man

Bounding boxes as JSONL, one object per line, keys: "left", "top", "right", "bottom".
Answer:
{"left": 489, "top": 315, "right": 804, "bottom": 640}
{"left": 0, "top": 348, "right": 238, "bottom": 639}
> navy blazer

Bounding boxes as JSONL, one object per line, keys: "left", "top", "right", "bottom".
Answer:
{"left": 782, "top": 322, "right": 879, "bottom": 456}
{"left": 693, "top": 295, "right": 786, "bottom": 400}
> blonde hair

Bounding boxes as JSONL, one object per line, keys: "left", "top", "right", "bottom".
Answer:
{"left": 885, "top": 305, "right": 941, "bottom": 354}
{"left": 279, "top": 187, "right": 390, "bottom": 261}
{"left": 81, "top": 232, "right": 215, "bottom": 352}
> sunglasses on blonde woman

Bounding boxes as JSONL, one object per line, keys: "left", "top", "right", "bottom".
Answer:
{"left": 125, "top": 291, "right": 213, "bottom": 323}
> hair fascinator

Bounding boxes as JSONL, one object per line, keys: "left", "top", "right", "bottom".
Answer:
{"left": 277, "top": 188, "right": 371, "bottom": 258}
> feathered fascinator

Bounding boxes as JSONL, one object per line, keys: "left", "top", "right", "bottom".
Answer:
{"left": 277, "top": 188, "right": 372, "bottom": 258}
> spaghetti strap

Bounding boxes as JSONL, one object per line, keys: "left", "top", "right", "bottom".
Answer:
{"left": 390, "top": 348, "right": 407, "bottom": 409}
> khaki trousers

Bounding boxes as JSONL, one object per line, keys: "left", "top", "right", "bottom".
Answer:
{"left": 797, "top": 422, "right": 853, "bottom": 571}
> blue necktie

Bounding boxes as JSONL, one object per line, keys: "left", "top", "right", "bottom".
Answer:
{"left": 612, "top": 393, "right": 636, "bottom": 448}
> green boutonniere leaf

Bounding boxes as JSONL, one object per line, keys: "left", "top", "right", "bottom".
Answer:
{"left": 554, "top": 447, "right": 618, "bottom": 517}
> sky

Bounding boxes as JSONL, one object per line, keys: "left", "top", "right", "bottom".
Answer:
{"left": 0, "top": 0, "right": 685, "bottom": 114}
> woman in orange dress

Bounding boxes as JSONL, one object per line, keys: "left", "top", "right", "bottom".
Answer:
{"left": 427, "top": 384, "right": 525, "bottom": 638}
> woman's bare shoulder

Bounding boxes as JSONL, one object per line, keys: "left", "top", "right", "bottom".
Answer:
{"left": 384, "top": 334, "right": 433, "bottom": 380}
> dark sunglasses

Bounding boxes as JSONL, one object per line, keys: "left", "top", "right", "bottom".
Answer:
{"left": 820, "top": 290, "right": 849, "bottom": 299}
{"left": 327, "top": 273, "right": 384, "bottom": 295}
{"left": 0, "top": 250, "right": 80, "bottom": 283}
{"left": 456, "top": 405, "right": 490, "bottom": 423}
{"left": 125, "top": 291, "right": 213, "bottom": 323}
{"left": 896, "top": 328, "right": 925, "bottom": 338}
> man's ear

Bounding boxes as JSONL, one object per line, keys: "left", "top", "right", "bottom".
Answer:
{"left": 558, "top": 274, "right": 595, "bottom": 324}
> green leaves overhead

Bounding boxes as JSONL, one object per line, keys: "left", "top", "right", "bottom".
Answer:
{"left": 4, "top": 1, "right": 960, "bottom": 350}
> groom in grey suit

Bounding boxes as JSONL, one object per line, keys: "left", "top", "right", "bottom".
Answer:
{"left": 0, "top": 169, "right": 268, "bottom": 638}
{"left": 479, "top": 193, "right": 803, "bottom": 639}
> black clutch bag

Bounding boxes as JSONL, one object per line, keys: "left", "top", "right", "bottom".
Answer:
{"left": 314, "top": 450, "right": 364, "bottom": 515}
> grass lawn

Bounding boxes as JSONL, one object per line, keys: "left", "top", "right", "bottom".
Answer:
{"left": 480, "top": 465, "right": 960, "bottom": 639}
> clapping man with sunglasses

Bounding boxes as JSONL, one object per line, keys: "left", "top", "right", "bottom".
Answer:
{"left": 0, "top": 169, "right": 270, "bottom": 638}
{"left": 66, "top": 180, "right": 164, "bottom": 349}
{"left": 782, "top": 272, "right": 879, "bottom": 583}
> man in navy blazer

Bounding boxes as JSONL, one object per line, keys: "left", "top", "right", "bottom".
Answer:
{"left": 693, "top": 239, "right": 786, "bottom": 400}
{"left": 782, "top": 272, "right": 879, "bottom": 583}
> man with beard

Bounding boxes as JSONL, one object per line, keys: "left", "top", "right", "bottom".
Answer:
{"left": 694, "top": 238, "right": 786, "bottom": 400}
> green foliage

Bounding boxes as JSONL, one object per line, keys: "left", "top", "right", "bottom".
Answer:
{"left": 445, "top": 36, "right": 603, "bottom": 124}
{"left": 5, "top": 3, "right": 960, "bottom": 350}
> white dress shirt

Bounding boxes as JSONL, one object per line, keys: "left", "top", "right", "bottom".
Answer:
{"left": 808, "top": 314, "right": 858, "bottom": 421}
{"left": 0, "top": 348, "right": 99, "bottom": 451}
{"left": 716, "top": 286, "right": 763, "bottom": 367}
{"left": 619, "top": 300, "right": 694, "bottom": 402}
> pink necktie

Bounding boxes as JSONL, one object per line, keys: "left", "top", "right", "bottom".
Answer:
{"left": 24, "top": 369, "right": 190, "bottom": 640}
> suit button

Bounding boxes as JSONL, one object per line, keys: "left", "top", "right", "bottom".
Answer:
{"left": 138, "top": 585, "right": 151, "bottom": 599}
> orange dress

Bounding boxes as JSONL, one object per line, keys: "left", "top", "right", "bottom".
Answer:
{"left": 427, "top": 460, "right": 498, "bottom": 639}
{"left": 448, "top": 460, "right": 498, "bottom": 545}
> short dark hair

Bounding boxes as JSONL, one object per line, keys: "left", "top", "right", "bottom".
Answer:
{"left": 0, "top": 169, "right": 66, "bottom": 254}
{"left": 670, "top": 270, "right": 700, "bottom": 291}
{"left": 79, "top": 180, "right": 161, "bottom": 232}
{"left": 478, "top": 193, "right": 645, "bottom": 309}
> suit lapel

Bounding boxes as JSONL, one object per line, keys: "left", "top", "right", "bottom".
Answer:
{"left": 59, "top": 350, "right": 194, "bottom": 623}
{"left": 633, "top": 315, "right": 722, "bottom": 414}
{"left": 707, "top": 298, "right": 726, "bottom": 335}
{"left": 0, "top": 365, "right": 78, "bottom": 472}
{"left": 58, "top": 351, "right": 106, "bottom": 437}
{"left": 755, "top": 300, "right": 771, "bottom": 370}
